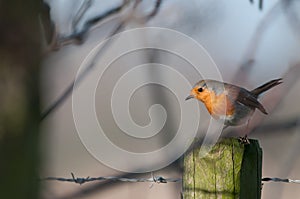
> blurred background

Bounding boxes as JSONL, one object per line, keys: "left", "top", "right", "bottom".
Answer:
{"left": 14, "top": 0, "right": 300, "bottom": 198}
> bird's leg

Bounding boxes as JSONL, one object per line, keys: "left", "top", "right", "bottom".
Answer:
{"left": 238, "top": 119, "right": 251, "bottom": 145}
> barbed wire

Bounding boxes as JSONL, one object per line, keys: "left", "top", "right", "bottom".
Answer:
{"left": 262, "top": 177, "right": 300, "bottom": 184}
{"left": 42, "top": 173, "right": 300, "bottom": 186}
{"left": 42, "top": 173, "right": 181, "bottom": 186}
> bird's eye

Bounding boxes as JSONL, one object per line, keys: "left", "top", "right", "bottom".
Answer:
{"left": 198, "top": 87, "right": 203, "bottom": 92}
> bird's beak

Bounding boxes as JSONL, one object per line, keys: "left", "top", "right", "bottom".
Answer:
{"left": 185, "top": 95, "right": 194, "bottom": 101}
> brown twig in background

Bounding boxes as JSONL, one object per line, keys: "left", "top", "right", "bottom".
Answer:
{"left": 41, "top": 0, "right": 135, "bottom": 120}
{"left": 232, "top": 0, "right": 282, "bottom": 85}
{"left": 145, "top": 0, "right": 162, "bottom": 21}
{"left": 239, "top": 63, "right": 300, "bottom": 136}
{"left": 259, "top": 0, "right": 263, "bottom": 10}
{"left": 41, "top": 0, "right": 164, "bottom": 121}
{"left": 40, "top": 21, "right": 125, "bottom": 121}
{"left": 39, "top": 1, "right": 55, "bottom": 45}
{"left": 120, "top": 0, "right": 162, "bottom": 25}
{"left": 282, "top": 0, "right": 300, "bottom": 39}
{"left": 40, "top": 1, "right": 131, "bottom": 120}
{"left": 231, "top": 1, "right": 300, "bottom": 136}
{"left": 234, "top": 0, "right": 300, "bottom": 86}
{"left": 71, "top": 0, "right": 93, "bottom": 32}
{"left": 187, "top": 62, "right": 300, "bottom": 153}
{"left": 43, "top": 0, "right": 130, "bottom": 52}
{"left": 249, "top": 0, "right": 264, "bottom": 10}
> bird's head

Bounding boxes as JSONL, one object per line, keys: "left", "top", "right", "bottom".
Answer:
{"left": 185, "top": 80, "right": 211, "bottom": 102}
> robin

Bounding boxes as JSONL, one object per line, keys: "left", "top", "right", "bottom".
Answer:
{"left": 185, "top": 78, "right": 282, "bottom": 142}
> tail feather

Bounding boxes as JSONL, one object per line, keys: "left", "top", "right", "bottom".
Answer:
{"left": 251, "top": 78, "right": 282, "bottom": 97}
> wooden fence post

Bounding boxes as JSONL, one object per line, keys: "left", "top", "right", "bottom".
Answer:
{"left": 0, "top": 1, "right": 41, "bottom": 198}
{"left": 183, "top": 138, "right": 262, "bottom": 199}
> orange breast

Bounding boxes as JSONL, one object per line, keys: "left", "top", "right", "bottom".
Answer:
{"left": 197, "top": 89, "right": 235, "bottom": 117}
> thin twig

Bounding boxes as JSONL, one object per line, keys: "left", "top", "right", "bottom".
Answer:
{"left": 232, "top": 0, "right": 282, "bottom": 85}
{"left": 282, "top": 0, "right": 300, "bottom": 39}
{"left": 44, "top": 0, "right": 130, "bottom": 52}
{"left": 41, "top": 1, "right": 134, "bottom": 120}
{"left": 249, "top": 0, "right": 264, "bottom": 10}
{"left": 72, "top": 0, "right": 93, "bottom": 31}
{"left": 259, "top": 0, "right": 263, "bottom": 10}
{"left": 41, "top": 0, "right": 163, "bottom": 121}
{"left": 145, "top": 0, "right": 162, "bottom": 21}
{"left": 65, "top": 0, "right": 130, "bottom": 43}
{"left": 245, "top": 63, "right": 300, "bottom": 135}
{"left": 39, "top": 2, "right": 55, "bottom": 45}
{"left": 131, "top": 0, "right": 162, "bottom": 24}
{"left": 40, "top": 20, "right": 125, "bottom": 121}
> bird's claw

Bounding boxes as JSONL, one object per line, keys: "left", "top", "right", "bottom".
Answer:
{"left": 238, "top": 135, "right": 250, "bottom": 145}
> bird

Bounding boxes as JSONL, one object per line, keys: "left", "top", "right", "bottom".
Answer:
{"left": 185, "top": 78, "right": 282, "bottom": 142}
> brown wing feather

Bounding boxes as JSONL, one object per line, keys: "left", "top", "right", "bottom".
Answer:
{"left": 219, "top": 80, "right": 282, "bottom": 115}
{"left": 237, "top": 88, "right": 268, "bottom": 114}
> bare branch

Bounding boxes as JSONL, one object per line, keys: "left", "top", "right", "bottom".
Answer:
{"left": 72, "top": 0, "right": 93, "bottom": 31}
{"left": 132, "top": 0, "right": 163, "bottom": 24}
{"left": 238, "top": 63, "right": 300, "bottom": 136}
{"left": 39, "top": 1, "right": 55, "bottom": 45}
{"left": 249, "top": 0, "right": 264, "bottom": 10}
{"left": 43, "top": 0, "right": 130, "bottom": 52}
{"left": 40, "top": 20, "right": 125, "bottom": 121}
{"left": 145, "top": 0, "right": 162, "bottom": 21}
{"left": 232, "top": 0, "right": 282, "bottom": 85}
{"left": 41, "top": 0, "right": 163, "bottom": 121}
{"left": 282, "top": 0, "right": 300, "bottom": 39}
{"left": 259, "top": 0, "right": 263, "bottom": 10}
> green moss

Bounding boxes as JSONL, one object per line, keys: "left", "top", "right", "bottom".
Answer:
{"left": 183, "top": 138, "right": 261, "bottom": 199}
